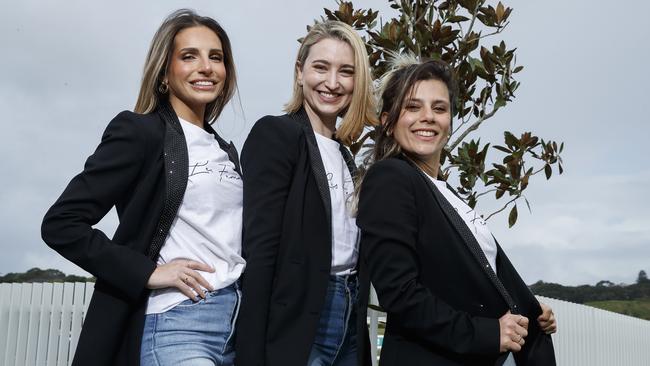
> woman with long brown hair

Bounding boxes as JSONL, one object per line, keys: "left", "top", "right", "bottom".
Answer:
{"left": 356, "top": 57, "right": 557, "bottom": 366}
{"left": 41, "top": 9, "right": 243, "bottom": 365}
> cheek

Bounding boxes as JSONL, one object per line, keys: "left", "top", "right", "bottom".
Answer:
{"left": 344, "top": 78, "right": 355, "bottom": 95}
{"left": 216, "top": 63, "right": 227, "bottom": 79}
{"left": 392, "top": 124, "right": 410, "bottom": 149}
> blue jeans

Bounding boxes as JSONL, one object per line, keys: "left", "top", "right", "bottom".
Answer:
{"left": 140, "top": 282, "right": 241, "bottom": 366}
{"left": 307, "top": 274, "right": 359, "bottom": 366}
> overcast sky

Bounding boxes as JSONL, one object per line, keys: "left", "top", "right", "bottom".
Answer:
{"left": 1, "top": 1, "right": 648, "bottom": 286}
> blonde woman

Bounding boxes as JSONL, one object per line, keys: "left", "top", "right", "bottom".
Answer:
{"left": 236, "top": 21, "right": 378, "bottom": 366}
{"left": 41, "top": 9, "right": 243, "bottom": 366}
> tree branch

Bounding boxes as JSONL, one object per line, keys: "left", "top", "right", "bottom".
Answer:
{"left": 475, "top": 188, "right": 497, "bottom": 199}
{"left": 484, "top": 196, "right": 518, "bottom": 221}
{"left": 462, "top": 0, "right": 481, "bottom": 43}
{"left": 448, "top": 104, "right": 500, "bottom": 151}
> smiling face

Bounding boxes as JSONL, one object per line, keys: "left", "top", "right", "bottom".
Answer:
{"left": 297, "top": 38, "right": 355, "bottom": 129}
{"left": 390, "top": 79, "right": 452, "bottom": 168}
{"left": 165, "top": 25, "right": 226, "bottom": 123}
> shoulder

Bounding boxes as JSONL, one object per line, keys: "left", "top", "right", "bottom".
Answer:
{"left": 249, "top": 114, "right": 302, "bottom": 137}
{"left": 97, "top": 111, "right": 164, "bottom": 159}
{"left": 244, "top": 114, "right": 304, "bottom": 151}
{"left": 365, "top": 158, "right": 418, "bottom": 184}
{"left": 108, "top": 110, "right": 164, "bottom": 137}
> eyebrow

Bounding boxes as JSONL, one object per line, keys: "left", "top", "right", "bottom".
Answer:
{"left": 405, "top": 98, "right": 449, "bottom": 104}
{"left": 178, "top": 47, "right": 223, "bottom": 53}
{"left": 311, "top": 59, "right": 355, "bottom": 69}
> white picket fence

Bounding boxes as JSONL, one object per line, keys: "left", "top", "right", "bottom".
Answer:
{"left": 1, "top": 282, "right": 650, "bottom": 365}
{"left": 0, "top": 283, "right": 92, "bottom": 366}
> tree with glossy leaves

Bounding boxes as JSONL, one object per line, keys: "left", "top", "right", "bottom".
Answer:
{"left": 315, "top": 0, "right": 564, "bottom": 227}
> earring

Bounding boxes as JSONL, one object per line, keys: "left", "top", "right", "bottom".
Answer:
{"left": 158, "top": 80, "right": 169, "bottom": 94}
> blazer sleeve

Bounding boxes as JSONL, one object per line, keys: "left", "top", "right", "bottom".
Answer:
{"left": 357, "top": 159, "right": 500, "bottom": 356}
{"left": 41, "top": 112, "right": 157, "bottom": 302}
{"left": 236, "top": 115, "right": 299, "bottom": 366}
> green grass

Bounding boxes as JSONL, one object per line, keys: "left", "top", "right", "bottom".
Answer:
{"left": 585, "top": 298, "right": 650, "bottom": 320}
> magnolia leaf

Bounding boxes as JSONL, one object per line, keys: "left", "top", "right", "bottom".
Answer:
{"left": 448, "top": 15, "right": 470, "bottom": 22}
{"left": 544, "top": 164, "right": 552, "bottom": 179}
{"left": 508, "top": 204, "right": 518, "bottom": 227}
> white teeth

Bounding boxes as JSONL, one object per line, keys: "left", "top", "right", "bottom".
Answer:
{"left": 319, "top": 91, "right": 338, "bottom": 98}
{"left": 193, "top": 81, "right": 214, "bottom": 86}
{"left": 414, "top": 130, "right": 436, "bottom": 137}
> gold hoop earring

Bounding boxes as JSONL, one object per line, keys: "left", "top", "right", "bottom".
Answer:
{"left": 158, "top": 80, "right": 169, "bottom": 94}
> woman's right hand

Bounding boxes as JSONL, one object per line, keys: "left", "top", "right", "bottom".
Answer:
{"left": 146, "top": 259, "right": 215, "bottom": 301}
{"left": 499, "top": 311, "right": 529, "bottom": 353}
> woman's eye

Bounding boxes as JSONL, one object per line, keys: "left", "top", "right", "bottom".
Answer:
{"left": 405, "top": 105, "right": 419, "bottom": 111}
{"left": 340, "top": 69, "right": 354, "bottom": 76}
{"left": 211, "top": 55, "right": 223, "bottom": 62}
{"left": 182, "top": 54, "right": 195, "bottom": 60}
{"left": 313, "top": 64, "right": 327, "bottom": 71}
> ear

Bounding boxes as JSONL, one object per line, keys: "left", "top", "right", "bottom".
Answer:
{"left": 296, "top": 62, "right": 303, "bottom": 86}
{"left": 380, "top": 112, "right": 389, "bottom": 125}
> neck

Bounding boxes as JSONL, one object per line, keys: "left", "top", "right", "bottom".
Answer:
{"left": 304, "top": 104, "right": 336, "bottom": 138}
{"left": 170, "top": 98, "right": 205, "bottom": 128}
{"left": 418, "top": 161, "right": 440, "bottom": 179}
{"left": 408, "top": 155, "right": 440, "bottom": 179}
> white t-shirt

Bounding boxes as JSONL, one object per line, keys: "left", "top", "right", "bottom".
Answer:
{"left": 315, "top": 133, "right": 359, "bottom": 275}
{"left": 146, "top": 118, "right": 245, "bottom": 314}
{"left": 427, "top": 177, "right": 498, "bottom": 273}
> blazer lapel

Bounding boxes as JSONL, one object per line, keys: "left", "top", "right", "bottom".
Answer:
{"left": 338, "top": 141, "right": 357, "bottom": 177}
{"left": 147, "top": 101, "right": 189, "bottom": 260}
{"left": 290, "top": 108, "right": 333, "bottom": 229}
{"left": 410, "top": 163, "right": 518, "bottom": 312}
{"left": 204, "top": 122, "right": 242, "bottom": 177}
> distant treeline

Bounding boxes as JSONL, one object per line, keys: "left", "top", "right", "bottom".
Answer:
{"left": 0, "top": 267, "right": 94, "bottom": 283}
{"left": 530, "top": 270, "right": 650, "bottom": 303}
{"left": 3, "top": 268, "right": 649, "bottom": 305}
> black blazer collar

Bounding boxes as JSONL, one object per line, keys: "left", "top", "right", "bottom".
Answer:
{"left": 289, "top": 107, "right": 357, "bottom": 232}
{"left": 147, "top": 101, "right": 190, "bottom": 259}
{"left": 203, "top": 121, "right": 242, "bottom": 177}
{"left": 405, "top": 158, "right": 518, "bottom": 313}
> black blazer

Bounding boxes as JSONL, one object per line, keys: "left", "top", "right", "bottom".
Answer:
{"left": 236, "top": 108, "right": 370, "bottom": 366}
{"left": 41, "top": 104, "right": 240, "bottom": 366}
{"left": 356, "top": 158, "right": 555, "bottom": 366}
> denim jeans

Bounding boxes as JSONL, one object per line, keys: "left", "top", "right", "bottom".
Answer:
{"left": 140, "top": 282, "right": 241, "bottom": 366}
{"left": 307, "top": 274, "right": 359, "bottom": 366}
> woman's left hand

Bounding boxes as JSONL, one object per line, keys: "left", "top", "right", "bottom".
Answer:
{"left": 537, "top": 302, "right": 557, "bottom": 334}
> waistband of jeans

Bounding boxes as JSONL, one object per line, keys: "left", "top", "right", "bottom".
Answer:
{"left": 204, "top": 280, "right": 240, "bottom": 298}
{"left": 329, "top": 273, "right": 358, "bottom": 286}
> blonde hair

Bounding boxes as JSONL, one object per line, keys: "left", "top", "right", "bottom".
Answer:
{"left": 134, "top": 9, "right": 237, "bottom": 123}
{"left": 284, "top": 21, "right": 378, "bottom": 146}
